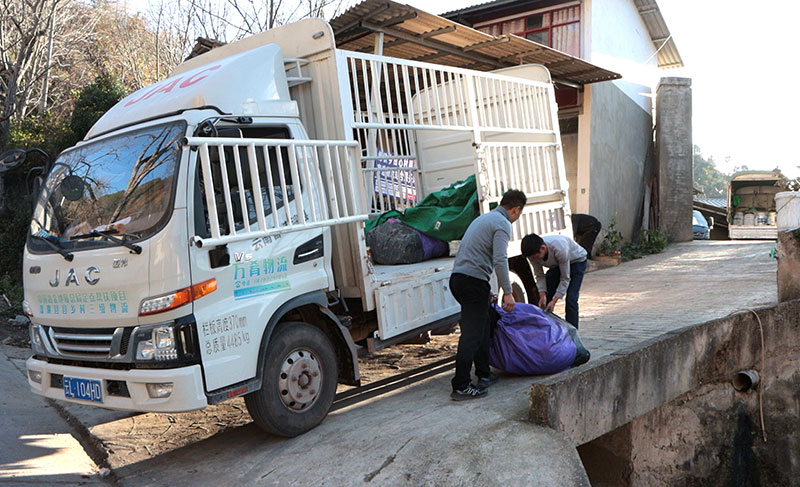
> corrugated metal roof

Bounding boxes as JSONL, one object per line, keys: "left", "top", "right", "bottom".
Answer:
{"left": 330, "top": 0, "right": 620, "bottom": 85}
{"left": 441, "top": 0, "right": 683, "bottom": 70}
{"left": 442, "top": 0, "right": 547, "bottom": 20}
{"left": 633, "top": 0, "right": 683, "bottom": 68}
{"left": 693, "top": 197, "right": 727, "bottom": 210}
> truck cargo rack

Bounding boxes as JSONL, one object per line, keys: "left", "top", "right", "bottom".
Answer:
{"left": 187, "top": 136, "right": 368, "bottom": 248}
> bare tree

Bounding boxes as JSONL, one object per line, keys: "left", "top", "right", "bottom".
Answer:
{"left": 0, "top": 0, "right": 96, "bottom": 151}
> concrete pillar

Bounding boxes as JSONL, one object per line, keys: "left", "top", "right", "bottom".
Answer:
{"left": 655, "top": 77, "right": 692, "bottom": 241}
{"left": 778, "top": 230, "right": 800, "bottom": 302}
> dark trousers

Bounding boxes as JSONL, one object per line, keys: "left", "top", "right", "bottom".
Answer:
{"left": 449, "top": 273, "right": 492, "bottom": 391}
{"left": 545, "top": 259, "right": 587, "bottom": 328}
{"left": 572, "top": 214, "right": 601, "bottom": 258}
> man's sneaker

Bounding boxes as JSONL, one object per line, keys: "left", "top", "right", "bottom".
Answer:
{"left": 476, "top": 373, "right": 499, "bottom": 390}
{"left": 450, "top": 385, "right": 488, "bottom": 401}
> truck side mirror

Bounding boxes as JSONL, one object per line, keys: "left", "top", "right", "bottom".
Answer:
{"left": 0, "top": 149, "right": 26, "bottom": 173}
{"left": 707, "top": 216, "right": 714, "bottom": 229}
{"left": 60, "top": 175, "right": 85, "bottom": 201}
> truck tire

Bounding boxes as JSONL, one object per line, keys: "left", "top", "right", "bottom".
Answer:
{"left": 496, "top": 272, "right": 528, "bottom": 305}
{"left": 509, "top": 272, "right": 527, "bottom": 303}
{"left": 245, "top": 321, "right": 338, "bottom": 437}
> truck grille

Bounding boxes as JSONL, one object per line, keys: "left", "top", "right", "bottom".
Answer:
{"left": 46, "top": 326, "right": 117, "bottom": 358}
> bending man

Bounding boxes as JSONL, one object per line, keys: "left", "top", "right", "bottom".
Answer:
{"left": 521, "top": 233, "right": 587, "bottom": 328}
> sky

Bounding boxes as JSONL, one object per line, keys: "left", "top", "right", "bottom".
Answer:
{"left": 126, "top": 0, "right": 800, "bottom": 179}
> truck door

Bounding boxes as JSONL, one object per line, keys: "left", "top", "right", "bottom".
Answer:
{"left": 186, "top": 123, "right": 332, "bottom": 393}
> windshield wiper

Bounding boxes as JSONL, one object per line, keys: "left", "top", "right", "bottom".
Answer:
{"left": 71, "top": 229, "right": 142, "bottom": 254}
{"left": 32, "top": 230, "right": 74, "bottom": 261}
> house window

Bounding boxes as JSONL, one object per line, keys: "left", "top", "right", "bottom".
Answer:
{"left": 477, "top": 5, "right": 581, "bottom": 57}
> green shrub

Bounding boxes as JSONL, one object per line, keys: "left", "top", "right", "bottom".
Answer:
{"left": 640, "top": 228, "right": 668, "bottom": 254}
{"left": 69, "top": 74, "right": 127, "bottom": 145}
{"left": 598, "top": 217, "right": 622, "bottom": 256}
{"left": 620, "top": 228, "right": 669, "bottom": 262}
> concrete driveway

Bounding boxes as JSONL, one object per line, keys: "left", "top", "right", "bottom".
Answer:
{"left": 0, "top": 240, "right": 778, "bottom": 486}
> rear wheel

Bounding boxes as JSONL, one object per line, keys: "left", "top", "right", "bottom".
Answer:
{"left": 497, "top": 272, "right": 528, "bottom": 305}
{"left": 245, "top": 321, "right": 338, "bottom": 437}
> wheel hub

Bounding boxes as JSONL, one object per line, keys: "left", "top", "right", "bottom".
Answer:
{"left": 278, "top": 348, "right": 322, "bottom": 411}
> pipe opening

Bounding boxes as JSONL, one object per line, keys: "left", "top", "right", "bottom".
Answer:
{"left": 732, "top": 369, "right": 760, "bottom": 392}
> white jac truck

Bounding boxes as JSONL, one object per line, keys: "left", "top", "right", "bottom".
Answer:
{"left": 23, "top": 17, "right": 572, "bottom": 437}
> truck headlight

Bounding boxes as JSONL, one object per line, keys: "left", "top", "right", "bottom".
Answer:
{"left": 134, "top": 324, "right": 178, "bottom": 361}
{"left": 30, "top": 325, "right": 46, "bottom": 355}
{"left": 22, "top": 300, "right": 33, "bottom": 318}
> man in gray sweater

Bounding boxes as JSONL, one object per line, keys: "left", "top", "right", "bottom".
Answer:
{"left": 521, "top": 233, "right": 587, "bottom": 328}
{"left": 449, "top": 189, "right": 526, "bottom": 400}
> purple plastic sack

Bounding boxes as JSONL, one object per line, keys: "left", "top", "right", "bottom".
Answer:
{"left": 489, "top": 303, "right": 577, "bottom": 375}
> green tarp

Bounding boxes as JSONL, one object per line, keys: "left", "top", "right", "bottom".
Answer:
{"left": 364, "top": 175, "right": 478, "bottom": 242}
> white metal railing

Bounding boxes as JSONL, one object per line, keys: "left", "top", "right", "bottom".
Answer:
{"left": 478, "top": 142, "right": 563, "bottom": 202}
{"left": 363, "top": 163, "right": 418, "bottom": 214}
{"left": 284, "top": 58, "right": 312, "bottom": 88}
{"left": 187, "top": 136, "right": 368, "bottom": 248}
{"left": 477, "top": 141, "right": 569, "bottom": 240}
{"left": 340, "top": 50, "right": 555, "bottom": 134}
{"left": 353, "top": 116, "right": 419, "bottom": 214}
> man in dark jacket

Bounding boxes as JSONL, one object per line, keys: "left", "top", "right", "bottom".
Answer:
{"left": 571, "top": 213, "right": 601, "bottom": 259}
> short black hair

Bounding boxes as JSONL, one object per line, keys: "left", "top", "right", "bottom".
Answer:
{"left": 521, "top": 233, "right": 544, "bottom": 257}
{"left": 500, "top": 189, "right": 526, "bottom": 209}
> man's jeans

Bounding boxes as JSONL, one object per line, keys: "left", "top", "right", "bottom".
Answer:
{"left": 545, "top": 259, "right": 587, "bottom": 328}
{"left": 449, "top": 273, "right": 492, "bottom": 391}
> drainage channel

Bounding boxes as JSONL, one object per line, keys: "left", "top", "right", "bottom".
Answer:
{"left": 331, "top": 356, "right": 455, "bottom": 412}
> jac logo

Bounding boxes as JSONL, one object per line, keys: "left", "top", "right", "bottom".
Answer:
{"left": 49, "top": 266, "right": 100, "bottom": 287}
{"left": 123, "top": 64, "right": 222, "bottom": 108}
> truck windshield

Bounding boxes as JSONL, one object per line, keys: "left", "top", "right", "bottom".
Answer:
{"left": 28, "top": 121, "right": 186, "bottom": 252}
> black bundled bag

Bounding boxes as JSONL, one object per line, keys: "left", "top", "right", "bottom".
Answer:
{"left": 547, "top": 312, "right": 591, "bottom": 367}
{"left": 366, "top": 218, "right": 448, "bottom": 265}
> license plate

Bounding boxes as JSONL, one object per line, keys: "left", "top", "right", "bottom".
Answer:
{"left": 63, "top": 376, "right": 103, "bottom": 403}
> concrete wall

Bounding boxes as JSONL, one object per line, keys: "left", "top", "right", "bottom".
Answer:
{"left": 587, "top": 82, "right": 652, "bottom": 242}
{"left": 777, "top": 230, "right": 800, "bottom": 302}
{"left": 656, "top": 77, "right": 693, "bottom": 242}
{"left": 534, "top": 300, "right": 800, "bottom": 486}
{"left": 563, "top": 132, "right": 579, "bottom": 214}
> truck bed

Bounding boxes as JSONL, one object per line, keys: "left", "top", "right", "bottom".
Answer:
{"left": 370, "top": 256, "right": 459, "bottom": 341}
{"left": 729, "top": 225, "right": 777, "bottom": 240}
{"left": 371, "top": 256, "right": 454, "bottom": 284}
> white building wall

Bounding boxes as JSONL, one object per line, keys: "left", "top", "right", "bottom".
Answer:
{"left": 586, "top": 0, "right": 660, "bottom": 113}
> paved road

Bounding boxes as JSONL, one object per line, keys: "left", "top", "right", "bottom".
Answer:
{"left": 109, "top": 241, "right": 777, "bottom": 486}
{"left": 576, "top": 240, "right": 776, "bottom": 357}
{"left": 0, "top": 241, "right": 778, "bottom": 486}
{"left": 0, "top": 347, "right": 105, "bottom": 486}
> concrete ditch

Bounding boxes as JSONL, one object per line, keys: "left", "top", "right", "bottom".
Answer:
{"left": 530, "top": 299, "right": 800, "bottom": 485}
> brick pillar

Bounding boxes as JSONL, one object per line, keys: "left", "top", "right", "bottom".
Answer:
{"left": 656, "top": 78, "right": 692, "bottom": 242}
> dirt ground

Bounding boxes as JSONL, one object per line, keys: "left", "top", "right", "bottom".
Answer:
{"left": 0, "top": 316, "right": 30, "bottom": 348}
{"left": 0, "top": 316, "right": 461, "bottom": 469}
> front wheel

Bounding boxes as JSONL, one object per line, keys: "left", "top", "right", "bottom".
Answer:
{"left": 245, "top": 321, "right": 338, "bottom": 437}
